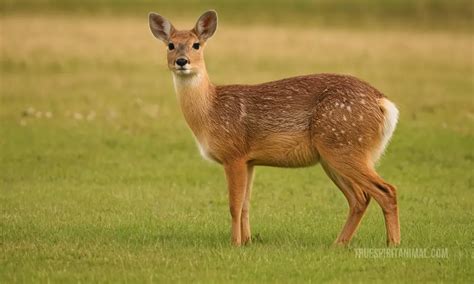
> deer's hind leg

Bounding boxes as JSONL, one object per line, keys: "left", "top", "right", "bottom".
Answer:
{"left": 321, "top": 160, "right": 371, "bottom": 245}
{"left": 318, "top": 147, "right": 400, "bottom": 246}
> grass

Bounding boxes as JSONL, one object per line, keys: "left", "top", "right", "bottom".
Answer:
{"left": 1, "top": 5, "right": 473, "bottom": 283}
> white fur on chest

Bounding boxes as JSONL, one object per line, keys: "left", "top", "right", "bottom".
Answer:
{"left": 195, "top": 138, "right": 214, "bottom": 162}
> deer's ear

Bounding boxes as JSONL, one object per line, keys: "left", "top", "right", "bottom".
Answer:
{"left": 149, "top": 12, "right": 175, "bottom": 43}
{"left": 194, "top": 10, "right": 218, "bottom": 41}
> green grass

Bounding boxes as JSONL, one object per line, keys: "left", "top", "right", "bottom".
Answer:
{"left": 1, "top": 6, "right": 473, "bottom": 283}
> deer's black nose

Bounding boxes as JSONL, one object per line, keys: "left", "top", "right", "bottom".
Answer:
{"left": 176, "top": 58, "right": 188, "bottom": 67}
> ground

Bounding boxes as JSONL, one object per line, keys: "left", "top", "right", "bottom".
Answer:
{"left": 1, "top": 2, "right": 473, "bottom": 283}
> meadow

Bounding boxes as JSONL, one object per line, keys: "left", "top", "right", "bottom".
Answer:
{"left": 1, "top": 1, "right": 473, "bottom": 282}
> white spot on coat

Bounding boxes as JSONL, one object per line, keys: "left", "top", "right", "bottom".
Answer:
{"left": 239, "top": 103, "right": 247, "bottom": 120}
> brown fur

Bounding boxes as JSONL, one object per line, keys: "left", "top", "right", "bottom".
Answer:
{"left": 149, "top": 10, "right": 400, "bottom": 246}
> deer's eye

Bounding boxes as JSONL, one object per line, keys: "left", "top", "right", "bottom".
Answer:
{"left": 192, "top": 42, "right": 200, "bottom": 50}
{"left": 168, "top": 43, "right": 175, "bottom": 50}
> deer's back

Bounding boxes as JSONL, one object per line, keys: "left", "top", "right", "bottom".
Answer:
{"left": 213, "top": 73, "right": 384, "bottom": 133}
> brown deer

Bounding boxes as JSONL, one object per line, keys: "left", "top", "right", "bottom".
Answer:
{"left": 149, "top": 10, "right": 400, "bottom": 247}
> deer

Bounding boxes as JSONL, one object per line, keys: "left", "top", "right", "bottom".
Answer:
{"left": 148, "top": 10, "right": 400, "bottom": 247}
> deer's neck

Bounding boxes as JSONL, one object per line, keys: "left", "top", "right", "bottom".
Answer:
{"left": 172, "top": 70, "right": 214, "bottom": 139}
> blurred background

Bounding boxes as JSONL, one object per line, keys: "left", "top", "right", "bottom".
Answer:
{"left": 2, "top": 0, "right": 473, "bottom": 29}
{"left": 1, "top": 0, "right": 473, "bottom": 282}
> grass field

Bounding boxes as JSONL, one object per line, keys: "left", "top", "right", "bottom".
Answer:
{"left": 1, "top": 1, "right": 473, "bottom": 283}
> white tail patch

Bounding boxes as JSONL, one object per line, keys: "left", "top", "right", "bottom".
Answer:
{"left": 372, "top": 98, "right": 399, "bottom": 164}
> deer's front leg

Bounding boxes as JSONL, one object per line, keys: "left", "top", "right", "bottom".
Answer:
{"left": 224, "top": 160, "right": 248, "bottom": 246}
{"left": 241, "top": 165, "right": 254, "bottom": 245}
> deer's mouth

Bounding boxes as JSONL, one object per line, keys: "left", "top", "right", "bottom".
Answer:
{"left": 174, "top": 67, "right": 192, "bottom": 75}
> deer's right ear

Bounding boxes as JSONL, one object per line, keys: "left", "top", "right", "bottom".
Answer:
{"left": 149, "top": 12, "right": 175, "bottom": 43}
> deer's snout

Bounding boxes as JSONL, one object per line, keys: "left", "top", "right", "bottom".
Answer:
{"left": 176, "top": 58, "right": 189, "bottom": 67}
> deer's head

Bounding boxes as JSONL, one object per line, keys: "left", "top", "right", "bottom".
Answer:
{"left": 149, "top": 10, "right": 218, "bottom": 76}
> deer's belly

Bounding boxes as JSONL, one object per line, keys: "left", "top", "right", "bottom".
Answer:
{"left": 195, "top": 131, "right": 319, "bottom": 167}
{"left": 248, "top": 132, "right": 319, "bottom": 167}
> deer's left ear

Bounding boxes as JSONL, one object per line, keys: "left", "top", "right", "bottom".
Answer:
{"left": 194, "top": 10, "right": 218, "bottom": 41}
